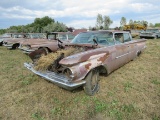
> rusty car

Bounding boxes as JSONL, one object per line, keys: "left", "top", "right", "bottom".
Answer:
{"left": 19, "top": 32, "right": 75, "bottom": 54}
{"left": 0, "top": 33, "right": 13, "bottom": 46}
{"left": 3, "top": 33, "right": 46, "bottom": 49}
{"left": 24, "top": 30, "right": 146, "bottom": 96}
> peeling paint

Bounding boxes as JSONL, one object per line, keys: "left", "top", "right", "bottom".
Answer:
{"left": 85, "top": 63, "right": 92, "bottom": 70}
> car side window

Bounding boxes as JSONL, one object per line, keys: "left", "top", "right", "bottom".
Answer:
{"left": 123, "top": 33, "right": 131, "bottom": 42}
{"left": 115, "top": 33, "right": 124, "bottom": 44}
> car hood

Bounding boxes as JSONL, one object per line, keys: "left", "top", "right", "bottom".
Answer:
{"left": 59, "top": 47, "right": 109, "bottom": 66}
{"left": 29, "top": 41, "right": 57, "bottom": 48}
{"left": 21, "top": 39, "right": 53, "bottom": 45}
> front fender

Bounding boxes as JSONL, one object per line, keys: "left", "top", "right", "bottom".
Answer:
{"left": 68, "top": 53, "right": 109, "bottom": 81}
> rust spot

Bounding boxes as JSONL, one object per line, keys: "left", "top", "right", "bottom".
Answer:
{"left": 97, "top": 54, "right": 108, "bottom": 62}
{"left": 85, "top": 63, "right": 91, "bottom": 70}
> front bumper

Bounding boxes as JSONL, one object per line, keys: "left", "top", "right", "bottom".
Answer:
{"left": 3, "top": 44, "right": 13, "bottom": 49}
{"left": 139, "top": 34, "right": 155, "bottom": 38}
{"left": 24, "top": 63, "right": 86, "bottom": 90}
{"left": 19, "top": 47, "right": 36, "bottom": 54}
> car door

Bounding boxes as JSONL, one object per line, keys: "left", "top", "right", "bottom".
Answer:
{"left": 123, "top": 33, "right": 137, "bottom": 61}
{"left": 114, "top": 33, "right": 130, "bottom": 68}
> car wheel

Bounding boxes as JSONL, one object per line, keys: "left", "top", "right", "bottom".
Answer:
{"left": 12, "top": 44, "right": 19, "bottom": 49}
{"left": 0, "top": 42, "right": 3, "bottom": 46}
{"left": 38, "top": 47, "right": 49, "bottom": 56}
{"left": 154, "top": 36, "right": 158, "bottom": 39}
{"left": 84, "top": 68, "right": 100, "bottom": 96}
{"left": 42, "top": 47, "right": 49, "bottom": 55}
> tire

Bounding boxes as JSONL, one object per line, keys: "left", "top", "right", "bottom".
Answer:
{"left": 154, "top": 36, "right": 158, "bottom": 39}
{"left": 84, "top": 68, "right": 100, "bottom": 96}
{"left": 0, "top": 42, "right": 3, "bottom": 46}
{"left": 43, "top": 47, "right": 49, "bottom": 55}
{"left": 12, "top": 43, "right": 19, "bottom": 49}
{"left": 140, "top": 37, "right": 143, "bottom": 39}
{"left": 39, "top": 47, "right": 49, "bottom": 55}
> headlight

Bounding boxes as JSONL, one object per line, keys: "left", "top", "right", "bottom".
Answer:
{"left": 63, "top": 68, "right": 74, "bottom": 81}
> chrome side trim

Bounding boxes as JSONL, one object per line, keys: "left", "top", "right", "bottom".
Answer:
{"left": 116, "top": 52, "right": 129, "bottom": 59}
{"left": 24, "top": 63, "right": 86, "bottom": 90}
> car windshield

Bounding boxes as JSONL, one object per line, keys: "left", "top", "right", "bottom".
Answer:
{"left": 58, "top": 34, "right": 75, "bottom": 40}
{"left": 146, "top": 29, "right": 158, "bottom": 32}
{"left": 1, "top": 33, "right": 11, "bottom": 38}
{"left": 27, "top": 34, "right": 46, "bottom": 39}
{"left": 71, "top": 32, "right": 115, "bottom": 46}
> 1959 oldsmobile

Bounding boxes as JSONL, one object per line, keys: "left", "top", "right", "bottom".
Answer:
{"left": 24, "top": 30, "right": 146, "bottom": 96}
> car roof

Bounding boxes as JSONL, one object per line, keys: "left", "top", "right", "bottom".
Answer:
{"left": 79, "top": 30, "right": 129, "bottom": 34}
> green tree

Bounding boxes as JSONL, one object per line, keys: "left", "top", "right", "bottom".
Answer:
{"left": 120, "top": 17, "right": 127, "bottom": 27}
{"left": 155, "top": 23, "right": 160, "bottom": 27}
{"left": 103, "top": 16, "right": 113, "bottom": 30}
{"left": 149, "top": 23, "right": 154, "bottom": 27}
{"left": 96, "top": 13, "right": 103, "bottom": 30}
{"left": 43, "top": 22, "right": 67, "bottom": 32}
{"left": 141, "top": 20, "right": 148, "bottom": 27}
{"left": 129, "top": 19, "right": 134, "bottom": 25}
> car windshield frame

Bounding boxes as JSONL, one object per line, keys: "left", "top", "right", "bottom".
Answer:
{"left": 71, "top": 32, "right": 115, "bottom": 46}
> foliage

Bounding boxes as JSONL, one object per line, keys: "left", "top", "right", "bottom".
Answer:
{"left": 0, "top": 16, "right": 68, "bottom": 34}
{"left": 149, "top": 23, "right": 154, "bottom": 27}
{"left": 103, "top": 16, "right": 113, "bottom": 30}
{"left": 129, "top": 19, "right": 134, "bottom": 25}
{"left": 43, "top": 22, "right": 67, "bottom": 33}
{"left": 155, "top": 23, "right": 160, "bottom": 27}
{"left": 120, "top": 17, "right": 127, "bottom": 27}
{"left": 96, "top": 13, "right": 113, "bottom": 30}
{"left": 96, "top": 13, "right": 103, "bottom": 30}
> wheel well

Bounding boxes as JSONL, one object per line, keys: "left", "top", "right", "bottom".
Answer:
{"left": 38, "top": 47, "right": 51, "bottom": 52}
{"left": 12, "top": 43, "right": 20, "bottom": 49}
{"left": 137, "top": 51, "right": 141, "bottom": 56}
{"left": 96, "top": 65, "right": 108, "bottom": 74}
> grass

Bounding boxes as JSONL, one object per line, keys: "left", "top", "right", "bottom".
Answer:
{"left": 0, "top": 39, "right": 160, "bottom": 120}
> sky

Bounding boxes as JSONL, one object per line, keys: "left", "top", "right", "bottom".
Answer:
{"left": 0, "top": 0, "right": 160, "bottom": 29}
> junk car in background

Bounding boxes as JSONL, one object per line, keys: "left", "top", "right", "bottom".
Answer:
{"left": 3, "top": 33, "right": 46, "bottom": 49}
{"left": 19, "top": 32, "right": 75, "bottom": 54}
{"left": 0, "top": 33, "right": 13, "bottom": 46}
{"left": 140, "top": 28, "right": 160, "bottom": 39}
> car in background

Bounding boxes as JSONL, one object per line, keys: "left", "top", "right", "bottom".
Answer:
{"left": 19, "top": 32, "right": 75, "bottom": 54}
{"left": 3, "top": 33, "right": 46, "bottom": 49}
{"left": 139, "top": 28, "right": 160, "bottom": 39}
{"left": 0, "top": 33, "right": 13, "bottom": 46}
{"left": 24, "top": 30, "right": 146, "bottom": 96}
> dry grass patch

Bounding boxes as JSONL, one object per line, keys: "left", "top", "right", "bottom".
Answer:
{"left": 35, "top": 47, "right": 76, "bottom": 71}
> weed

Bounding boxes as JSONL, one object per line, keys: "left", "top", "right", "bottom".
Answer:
{"left": 123, "top": 82, "right": 133, "bottom": 92}
{"left": 151, "top": 79, "right": 160, "bottom": 85}
{"left": 51, "top": 107, "right": 62, "bottom": 115}
{"left": 95, "top": 100, "right": 109, "bottom": 112}
{"left": 152, "top": 114, "right": 160, "bottom": 120}
{"left": 31, "top": 112, "right": 44, "bottom": 120}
